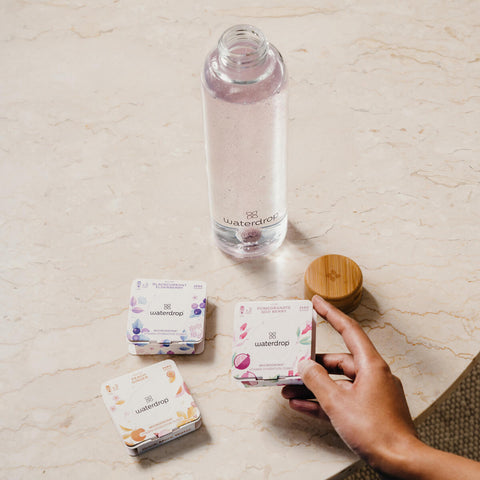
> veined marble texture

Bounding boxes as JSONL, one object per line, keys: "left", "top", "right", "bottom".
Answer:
{"left": 1, "top": 0, "right": 479, "bottom": 479}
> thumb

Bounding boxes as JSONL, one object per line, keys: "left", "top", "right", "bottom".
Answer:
{"left": 298, "top": 358, "right": 337, "bottom": 407}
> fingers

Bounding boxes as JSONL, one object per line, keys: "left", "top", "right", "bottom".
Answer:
{"left": 283, "top": 380, "right": 351, "bottom": 401}
{"left": 317, "top": 353, "right": 356, "bottom": 379}
{"left": 281, "top": 385, "right": 313, "bottom": 400}
{"left": 312, "top": 295, "right": 381, "bottom": 363}
{"left": 285, "top": 379, "right": 352, "bottom": 420}
{"left": 288, "top": 399, "right": 330, "bottom": 421}
{"left": 298, "top": 358, "right": 337, "bottom": 406}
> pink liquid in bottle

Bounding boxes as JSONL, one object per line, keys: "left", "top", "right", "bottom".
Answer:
{"left": 202, "top": 25, "right": 287, "bottom": 258}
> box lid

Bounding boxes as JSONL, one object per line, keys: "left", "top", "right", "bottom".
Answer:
{"left": 304, "top": 254, "right": 363, "bottom": 313}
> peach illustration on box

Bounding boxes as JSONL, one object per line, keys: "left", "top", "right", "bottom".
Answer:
{"left": 176, "top": 382, "right": 191, "bottom": 397}
{"left": 176, "top": 404, "right": 200, "bottom": 428}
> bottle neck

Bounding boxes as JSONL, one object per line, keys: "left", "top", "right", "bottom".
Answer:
{"left": 216, "top": 25, "right": 270, "bottom": 83}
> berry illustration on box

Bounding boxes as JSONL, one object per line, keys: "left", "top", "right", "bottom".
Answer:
{"left": 190, "top": 298, "right": 206, "bottom": 318}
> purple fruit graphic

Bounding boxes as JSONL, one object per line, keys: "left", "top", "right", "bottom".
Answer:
{"left": 241, "top": 371, "right": 258, "bottom": 386}
{"left": 233, "top": 353, "right": 250, "bottom": 370}
{"left": 133, "top": 327, "right": 141, "bottom": 334}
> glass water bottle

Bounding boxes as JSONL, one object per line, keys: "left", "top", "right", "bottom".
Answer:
{"left": 201, "top": 24, "right": 288, "bottom": 258}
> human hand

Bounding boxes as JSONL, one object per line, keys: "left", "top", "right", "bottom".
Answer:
{"left": 282, "top": 295, "right": 418, "bottom": 474}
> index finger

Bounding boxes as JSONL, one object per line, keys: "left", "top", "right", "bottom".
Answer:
{"left": 312, "top": 295, "right": 381, "bottom": 363}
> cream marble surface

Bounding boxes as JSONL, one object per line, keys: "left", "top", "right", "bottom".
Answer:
{"left": 1, "top": 1, "right": 480, "bottom": 479}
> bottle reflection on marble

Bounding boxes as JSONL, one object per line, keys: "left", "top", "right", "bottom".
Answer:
{"left": 201, "top": 24, "right": 288, "bottom": 258}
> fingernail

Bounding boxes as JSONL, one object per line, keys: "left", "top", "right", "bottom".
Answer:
{"left": 312, "top": 295, "right": 323, "bottom": 302}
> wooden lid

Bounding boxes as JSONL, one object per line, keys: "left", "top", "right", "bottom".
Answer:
{"left": 304, "top": 254, "right": 363, "bottom": 313}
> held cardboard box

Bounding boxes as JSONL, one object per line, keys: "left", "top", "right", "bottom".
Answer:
{"left": 232, "top": 300, "right": 316, "bottom": 387}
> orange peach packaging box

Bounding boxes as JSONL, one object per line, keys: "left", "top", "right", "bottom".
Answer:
{"left": 101, "top": 360, "right": 201, "bottom": 455}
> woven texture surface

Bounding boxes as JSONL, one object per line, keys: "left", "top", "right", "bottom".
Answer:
{"left": 345, "top": 359, "right": 480, "bottom": 480}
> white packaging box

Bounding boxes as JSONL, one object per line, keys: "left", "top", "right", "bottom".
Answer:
{"left": 127, "top": 279, "right": 206, "bottom": 355}
{"left": 232, "top": 300, "right": 316, "bottom": 387}
{"left": 101, "top": 359, "right": 202, "bottom": 456}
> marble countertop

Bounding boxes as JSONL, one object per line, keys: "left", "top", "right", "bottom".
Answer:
{"left": 1, "top": 1, "right": 479, "bottom": 479}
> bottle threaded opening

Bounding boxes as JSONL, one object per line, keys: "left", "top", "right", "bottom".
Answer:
{"left": 218, "top": 24, "right": 268, "bottom": 68}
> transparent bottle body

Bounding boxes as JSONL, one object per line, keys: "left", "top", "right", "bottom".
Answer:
{"left": 201, "top": 25, "right": 288, "bottom": 258}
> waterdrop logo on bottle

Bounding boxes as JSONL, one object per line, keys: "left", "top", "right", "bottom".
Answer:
{"left": 222, "top": 211, "right": 279, "bottom": 227}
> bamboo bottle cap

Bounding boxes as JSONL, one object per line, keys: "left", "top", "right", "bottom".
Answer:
{"left": 304, "top": 254, "right": 363, "bottom": 313}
